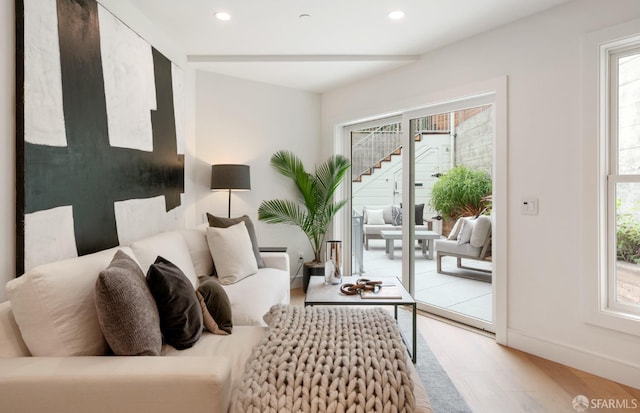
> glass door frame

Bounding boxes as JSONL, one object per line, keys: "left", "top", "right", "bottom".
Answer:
{"left": 402, "top": 94, "right": 496, "bottom": 332}
{"left": 340, "top": 114, "right": 402, "bottom": 278}
{"left": 335, "top": 77, "right": 508, "bottom": 343}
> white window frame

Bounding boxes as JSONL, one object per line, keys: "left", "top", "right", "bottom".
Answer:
{"left": 607, "top": 46, "right": 640, "bottom": 317}
{"left": 581, "top": 20, "right": 640, "bottom": 336}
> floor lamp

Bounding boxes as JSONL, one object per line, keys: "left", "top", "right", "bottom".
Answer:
{"left": 210, "top": 164, "right": 251, "bottom": 218}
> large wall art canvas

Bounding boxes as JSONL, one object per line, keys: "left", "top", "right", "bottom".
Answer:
{"left": 16, "top": 0, "right": 186, "bottom": 274}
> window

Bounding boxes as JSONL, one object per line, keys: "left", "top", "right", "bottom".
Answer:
{"left": 607, "top": 47, "right": 640, "bottom": 317}
{"left": 582, "top": 24, "right": 640, "bottom": 335}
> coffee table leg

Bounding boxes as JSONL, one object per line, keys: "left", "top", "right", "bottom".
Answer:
{"left": 395, "top": 304, "right": 417, "bottom": 363}
{"left": 412, "top": 303, "right": 417, "bottom": 363}
{"left": 386, "top": 239, "right": 395, "bottom": 259}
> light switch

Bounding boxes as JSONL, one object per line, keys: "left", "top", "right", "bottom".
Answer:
{"left": 521, "top": 197, "right": 538, "bottom": 215}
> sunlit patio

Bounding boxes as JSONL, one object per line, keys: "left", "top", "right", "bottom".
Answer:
{"left": 357, "top": 239, "right": 493, "bottom": 322}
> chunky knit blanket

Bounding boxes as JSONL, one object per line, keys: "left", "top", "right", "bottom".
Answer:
{"left": 234, "top": 305, "right": 415, "bottom": 413}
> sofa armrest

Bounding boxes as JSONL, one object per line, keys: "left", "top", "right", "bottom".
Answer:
{"left": 0, "top": 301, "right": 30, "bottom": 357}
{"left": 0, "top": 356, "right": 231, "bottom": 413}
{"left": 260, "top": 252, "right": 290, "bottom": 272}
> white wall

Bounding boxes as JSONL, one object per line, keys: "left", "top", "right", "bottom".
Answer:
{"left": 0, "top": 0, "right": 16, "bottom": 301}
{"left": 322, "top": 0, "right": 640, "bottom": 388}
{"left": 194, "top": 71, "right": 321, "bottom": 285}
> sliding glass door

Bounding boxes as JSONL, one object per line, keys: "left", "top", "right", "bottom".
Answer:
{"left": 346, "top": 93, "right": 497, "bottom": 332}
{"left": 404, "top": 99, "right": 495, "bottom": 332}
{"left": 349, "top": 116, "right": 402, "bottom": 276}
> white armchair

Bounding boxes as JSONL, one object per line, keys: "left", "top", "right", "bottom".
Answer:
{"left": 435, "top": 215, "right": 492, "bottom": 281}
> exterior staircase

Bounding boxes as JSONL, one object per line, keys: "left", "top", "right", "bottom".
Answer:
{"left": 351, "top": 116, "right": 450, "bottom": 183}
{"left": 351, "top": 123, "right": 402, "bottom": 182}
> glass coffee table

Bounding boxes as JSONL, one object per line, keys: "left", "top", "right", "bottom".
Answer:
{"left": 304, "top": 275, "right": 417, "bottom": 363}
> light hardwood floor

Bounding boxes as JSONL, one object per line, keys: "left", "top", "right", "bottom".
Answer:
{"left": 291, "top": 288, "right": 640, "bottom": 413}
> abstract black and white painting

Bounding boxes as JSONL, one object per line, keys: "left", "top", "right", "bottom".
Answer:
{"left": 16, "top": 0, "right": 185, "bottom": 274}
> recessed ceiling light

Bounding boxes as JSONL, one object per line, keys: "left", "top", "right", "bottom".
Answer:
{"left": 388, "top": 10, "right": 405, "bottom": 20}
{"left": 215, "top": 12, "right": 231, "bottom": 21}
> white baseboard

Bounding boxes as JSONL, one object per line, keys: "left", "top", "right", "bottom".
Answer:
{"left": 507, "top": 329, "right": 640, "bottom": 389}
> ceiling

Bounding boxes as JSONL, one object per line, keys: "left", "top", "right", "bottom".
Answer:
{"left": 128, "top": 0, "right": 572, "bottom": 92}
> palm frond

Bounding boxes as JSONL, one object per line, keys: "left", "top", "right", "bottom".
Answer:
{"left": 258, "top": 199, "right": 308, "bottom": 228}
{"left": 270, "top": 151, "right": 316, "bottom": 210}
{"left": 315, "top": 155, "right": 350, "bottom": 205}
{"left": 269, "top": 150, "right": 304, "bottom": 181}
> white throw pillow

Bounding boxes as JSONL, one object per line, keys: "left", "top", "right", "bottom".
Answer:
{"left": 456, "top": 218, "right": 475, "bottom": 245}
{"left": 130, "top": 231, "right": 198, "bottom": 289}
{"left": 447, "top": 218, "right": 465, "bottom": 240}
{"left": 206, "top": 222, "right": 258, "bottom": 285}
{"left": 180, "top": 225, "right": 214, "bottom": 278}
{"left": 367, "top": 209, "right": 386, "bottom": 225}
{"left": 6, "top": 247, "right": 135, "bottom": 356}
{"left": 470, "top": 215, "right": 491, "bottom": 248}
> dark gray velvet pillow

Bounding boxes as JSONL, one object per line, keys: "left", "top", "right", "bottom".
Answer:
{"left": 146, "top": 256, "right": 202, "bottom": 350}
{"left": 415, "top": 203, "right": 425, "bottom": 225}
{"left": 94, "top": 250, "right": 162, "bottom": 356}
{"left": 206, "top": 213, "right": 264, "bottom": 269}
{"left": 197, "top": 277, "right": 233, "bottom": 334}
{"left": 400, "top": 203, "right": 425, "bottom": 225}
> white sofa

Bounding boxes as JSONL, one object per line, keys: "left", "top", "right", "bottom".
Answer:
{"left": 0, "top": 225, "right": 290, "bottom": 413}
{"left": 361, "top": 205, "right": 432, "bottom": 249}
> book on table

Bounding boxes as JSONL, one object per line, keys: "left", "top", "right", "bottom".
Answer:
{"left": 360, "top": 286, "right": 403, "bottom": 299}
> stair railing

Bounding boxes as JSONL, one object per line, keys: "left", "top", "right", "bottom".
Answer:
{"left": 350, "top": 114, "right": 454, "bottom": 182}
{"left": 351, "top": 123, "right": 402, "bottom": 181}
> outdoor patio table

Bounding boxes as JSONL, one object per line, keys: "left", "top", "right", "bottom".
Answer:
{"left": 380, "top": 230, "right": 441, "bottom": 260}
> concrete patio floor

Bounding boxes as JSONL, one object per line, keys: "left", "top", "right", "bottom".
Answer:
{"left": 356, "top": 239, "right": 493, "bottom": 322}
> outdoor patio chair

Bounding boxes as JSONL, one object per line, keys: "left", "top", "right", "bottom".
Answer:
{"left": 435, "top": 215, "right": 492, "bottom": 281}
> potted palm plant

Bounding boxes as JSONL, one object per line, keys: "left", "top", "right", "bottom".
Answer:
{"left": 258, "top": 150, "right": 350, "bottom": 292}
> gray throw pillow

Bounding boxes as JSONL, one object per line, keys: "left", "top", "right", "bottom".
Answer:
{"left": 147, "top": 256, "right": 203, "bottom": 350}
{"left": 197, "top": 277, "right": 233, "bottom": 334}
{"left": 94, "top": 250, "right": 162, "bottom": 356}
{"left": 392, "top": 206, "right": 403, "bottom": 226}
{"left": 206, "top": 213, "right": 264, "bottom": 270}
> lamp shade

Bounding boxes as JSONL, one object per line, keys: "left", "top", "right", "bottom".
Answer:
{"left": 210, "top": 164, "right": 251, "bottom": 191}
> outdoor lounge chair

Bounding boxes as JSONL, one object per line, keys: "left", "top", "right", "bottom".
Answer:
{"left": 435, "top": 215, "right": 492, "bottom": 282}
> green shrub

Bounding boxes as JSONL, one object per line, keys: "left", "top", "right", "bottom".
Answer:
{"left": 617, "top": 215, "right": 640, "bottom": 264}
{"left": 429, "top": 165, "right": 492, "bottom": 220}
